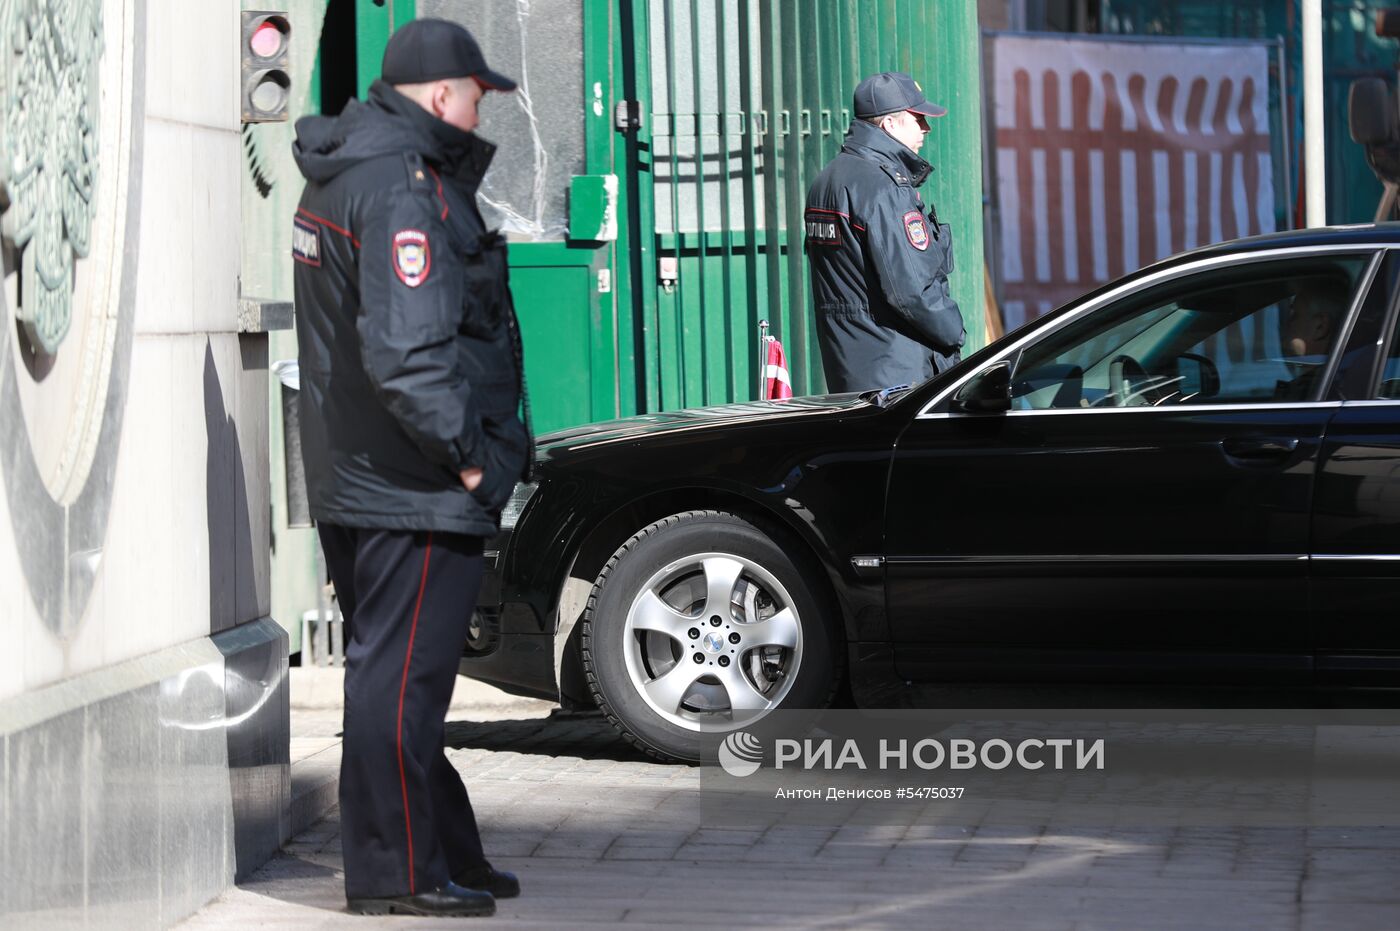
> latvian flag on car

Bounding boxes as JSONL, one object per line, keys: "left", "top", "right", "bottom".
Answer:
{"left": 764, "top": 336, "right": 793, "bottom": 400}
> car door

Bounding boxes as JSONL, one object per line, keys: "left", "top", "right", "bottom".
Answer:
{"left": 1312, "top": 250, "right": 1400, "bottom": 687}
{"left": 884, "top": 247, "right": 1382, "bottom": 689}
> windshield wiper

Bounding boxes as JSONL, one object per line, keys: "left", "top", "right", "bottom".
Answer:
{"left": 858, "top": 384, "right": 911, "bottom": 408}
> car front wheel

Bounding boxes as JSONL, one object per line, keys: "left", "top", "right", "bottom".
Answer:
{"left": 581, "top": 510, "right": 839, "bottom": 762}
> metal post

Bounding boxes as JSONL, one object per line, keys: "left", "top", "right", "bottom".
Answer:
{"left": 1302, "top": 0, "right": 1325, "bottom": 227}
{"left": 981, "top": 28, "right": 1000, "bottom": 347}
{"left": 688, "top": 0, "right": 711, "bottom": 406}
{"left": 663, "top": 0, "right": 685, "bottom": 409}
{"left": 1277, "top": 36, "right": 1293, "bottom": 230}
{"left": 757, "top": 319, "right": 769, "bottom": 398}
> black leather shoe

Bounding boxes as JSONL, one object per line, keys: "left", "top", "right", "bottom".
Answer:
{"left": 347, "top": 881, "right": 495, "bottom": 917}
{"left": 453, "top": 865, "right": 520, "bottom": 899}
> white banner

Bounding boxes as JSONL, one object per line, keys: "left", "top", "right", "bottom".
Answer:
{"left": 989, "top": 34, "right": 1277, "bottom": 330}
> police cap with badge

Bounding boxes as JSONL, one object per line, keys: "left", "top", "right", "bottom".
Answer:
{"left": 852, "top": 71, "right": 947, "bottom": 119}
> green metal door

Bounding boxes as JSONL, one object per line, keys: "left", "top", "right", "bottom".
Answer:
{"left": 618, "top": 0, "right": 986, "bottom": 409}
{"left": 364, "top": 1, "right": 624, "bottom": 436}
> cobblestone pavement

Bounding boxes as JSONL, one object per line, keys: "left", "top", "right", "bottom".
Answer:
{"left": 180, "top": 701, "right": 1400, "bottom": 930}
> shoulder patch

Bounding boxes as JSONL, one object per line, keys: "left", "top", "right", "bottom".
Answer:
{"left": 403, "top": 152, "right": 447, "bottom": 219}
{"left": 393, "top": 229, "right": 431, "bottom": 287}
{"left": 292, "top": 214, "right": 322, "bottom": 267}
{"left": 403, "top": 151, "right": 432, "bottom": 189}
{"left": 804, "top": 209, "right": 842, "bottom": 247}
{"left": 903, "top": 210, "right": 929, "bottom": 251}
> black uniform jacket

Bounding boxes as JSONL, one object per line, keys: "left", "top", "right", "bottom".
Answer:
{"left": 804, "top": 119, "right": 965, "bottom": 393}
{"left": 292, "top": 81, "right": 529, "bottom": 537}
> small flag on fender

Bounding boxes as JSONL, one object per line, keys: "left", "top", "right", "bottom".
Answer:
{"left": 764, "top": 337, "right": 793, "bottom": 400}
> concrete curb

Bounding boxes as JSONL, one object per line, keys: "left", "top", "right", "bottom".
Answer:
{"left": 288, "top": 738, "right": 342, "bottom": 842}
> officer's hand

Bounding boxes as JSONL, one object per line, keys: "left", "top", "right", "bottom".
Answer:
{"left": 459, "top": 467, "right": 484, "bottom": 492}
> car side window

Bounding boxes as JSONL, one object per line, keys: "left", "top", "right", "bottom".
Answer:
{"left": 1381, "top": 324, "right": 1400, "bottom": 399}
{"left": 1008, "top": 255, "right": 1371, "bottom": 410}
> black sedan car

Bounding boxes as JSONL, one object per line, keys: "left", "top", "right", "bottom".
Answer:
{"left": 461, "top": 226, "right": 1400, "bottom": 762}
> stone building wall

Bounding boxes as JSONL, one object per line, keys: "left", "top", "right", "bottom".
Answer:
{"left": 0, "top": 0, "right": 289, "bottom": 924}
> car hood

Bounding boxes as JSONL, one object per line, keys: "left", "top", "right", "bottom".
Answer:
{"left": 536, "top": 393, "right": 871, "bottom": 457}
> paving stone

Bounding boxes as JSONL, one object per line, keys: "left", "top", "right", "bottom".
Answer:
{"left": 603, "top": 846, "right": 682, "bottom": 861}
{"left": 1301, "top": 871, "right": 1400, "bottom": 904}
{"left": 1302, "top": 903, "right": 1400, "bottom": 931}
{"left": 672, "top": 843, "right": 756, "bottom": 861}
{"left": 686, "top": 828, "right": 764, "bottom": 845}
{"left": 1306, "top": 847, "right": 1400, "bottom": 873}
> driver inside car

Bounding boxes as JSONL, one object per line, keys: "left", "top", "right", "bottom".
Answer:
{"left": 1274, "top": 283, "right": 1347, "bottom": 401}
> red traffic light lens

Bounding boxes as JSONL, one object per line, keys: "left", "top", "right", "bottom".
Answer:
{"left": 250, "top": 20, "right": 284, "bottom": 58}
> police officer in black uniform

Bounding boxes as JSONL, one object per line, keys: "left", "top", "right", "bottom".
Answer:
{"left": 804, "top": 72, "right": 966, "bottom": 393}
{"left": 291, "top": 18, "right": 531, "bottom": 918}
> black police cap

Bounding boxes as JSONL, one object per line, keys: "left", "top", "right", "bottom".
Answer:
{"left": 852, "top": 71, "right": 947, "bottom": 119}
{"left": 381, "top": 18, "right": 517, "bottom": 91}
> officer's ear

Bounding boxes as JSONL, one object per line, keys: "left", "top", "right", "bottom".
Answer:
{"left": 428, "top": 80, "right": 454, "bottom": 119}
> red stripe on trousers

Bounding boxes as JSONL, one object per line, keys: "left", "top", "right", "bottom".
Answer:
{"left": 397, "top": 531, "right": 433, "bottom": 894}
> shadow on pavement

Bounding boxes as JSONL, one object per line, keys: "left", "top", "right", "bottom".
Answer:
{"left": 444, "top": 710, "right": 660, "bottom": 764}
{"left": 230, "top": 852, "right": 347, "bottom": 915}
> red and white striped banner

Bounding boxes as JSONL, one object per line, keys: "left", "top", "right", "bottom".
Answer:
{"left": 990, "top": 35, "right": 1276, "bottom": 331}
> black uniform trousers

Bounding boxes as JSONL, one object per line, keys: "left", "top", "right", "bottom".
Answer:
{"left": 318, "top": 523, "right": 490, "bottom": 899}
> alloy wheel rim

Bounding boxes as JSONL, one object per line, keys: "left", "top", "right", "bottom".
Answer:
{"left": 621, "top": 551, "right": 803, "bottom": 732}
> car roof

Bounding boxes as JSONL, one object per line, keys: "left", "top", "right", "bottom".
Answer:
{"left": 1168, "top": 222, "right": 1400, "bottom": 265}
{"left": 1031, "top": 223, "right": 1400, "bottom": 324}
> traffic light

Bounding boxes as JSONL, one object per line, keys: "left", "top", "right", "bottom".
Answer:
{"left": 242, "top": 11, "right": 291, "bottom": 122}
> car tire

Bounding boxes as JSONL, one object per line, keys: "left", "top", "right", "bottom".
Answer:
{"left": 581, "top": 509, "right": 839, "bottom": 762}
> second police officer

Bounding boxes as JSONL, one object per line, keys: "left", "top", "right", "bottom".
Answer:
{"left": 804, "top": 71, "right": 966, "bottom": 394}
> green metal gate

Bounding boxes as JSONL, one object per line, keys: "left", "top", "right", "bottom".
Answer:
{"left": 349, "top": 0, "right": 985, "bottom": 432}
{"left": 620, "top": 0, "right": 987, "bottom": 408}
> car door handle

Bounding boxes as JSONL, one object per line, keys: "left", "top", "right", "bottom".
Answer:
{"left": 1220, "top": 437, "right": 1300, "bottom": 461}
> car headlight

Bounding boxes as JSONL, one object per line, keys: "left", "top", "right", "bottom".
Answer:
{"left": 500, "top": 480, "right": 538, "bottom": 531}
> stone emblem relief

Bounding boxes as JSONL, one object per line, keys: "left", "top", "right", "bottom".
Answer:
{"left": 0, "top": 0, "right": 140, "bottom": 641}
{"left": 0, "top": 0, "right": 104, "bottom": 355}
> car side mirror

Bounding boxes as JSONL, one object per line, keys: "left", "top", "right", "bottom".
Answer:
{"left": 1176, "top": 353, "right": 1220, "bottom": 401}
{"left": 952, "top": 361, "right": 1012, "bottom": 413}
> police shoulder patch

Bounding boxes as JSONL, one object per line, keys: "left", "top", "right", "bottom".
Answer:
{"left": 903, "top": 210, "right": 929, "bottom": 251}
{"left": 292, "top": 215, "right": 322, "bottom": 267}
{"left": 804, "top": 209, "right": 841, "bottom": 247}
{"left": 393, "top": 229, "right": 431, "bottom": 287}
